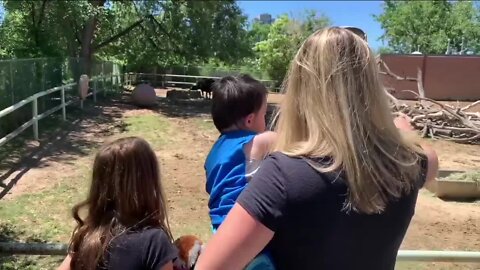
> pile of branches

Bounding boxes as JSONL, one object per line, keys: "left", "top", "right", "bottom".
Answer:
{"left": 377, "top": 58, "right": 480, "bottom": 143}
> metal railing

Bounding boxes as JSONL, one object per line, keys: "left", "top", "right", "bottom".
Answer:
{"left": 0, "top": 74, "right": 121, "bottom": 147}
{"left": 0, "top": 242, "right": 479, "bottom": 264}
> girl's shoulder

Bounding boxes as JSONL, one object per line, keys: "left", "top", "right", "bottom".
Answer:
{"left": 109, "top": 228, "right": 177, "bottom": 269}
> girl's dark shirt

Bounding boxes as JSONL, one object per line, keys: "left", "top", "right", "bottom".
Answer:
{"left": 237, "top": 152, "right": 427, "bottom": 270}
{"left": 99, "top": 228, "right": 177, "bottom": 270}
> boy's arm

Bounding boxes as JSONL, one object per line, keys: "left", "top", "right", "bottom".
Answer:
{"left": 249, "top": 131, "right": 277, "bottom": 160}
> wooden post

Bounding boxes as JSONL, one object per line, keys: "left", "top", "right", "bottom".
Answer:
{"left": 102, "top": 63, "right": 106, "bottom": 97}
{"left": 61, "top": 87, "right": 66, "bottom": 121}
{"left": 9, "top": 61, "right": 14, "bottom": 104}
{"left": 154, "top": 67, "right": 157, "bottom": 87}
{"left": 117, "top": 74, "right": 121, "bottom": 92}
{"left": 32, "top": 97, "right": 39, "bottom": 140}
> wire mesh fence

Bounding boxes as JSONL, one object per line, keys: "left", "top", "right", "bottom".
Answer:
{"left": 0, "top": 57, "right": 120, "bottom": 137}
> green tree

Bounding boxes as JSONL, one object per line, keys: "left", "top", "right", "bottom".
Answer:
{"left": 248, "top": 21, "right": 271, "bottom": 44}
{"left": 0, "top": 0, "right": 251, "bottom": 72}
{"left": 254, "top": 12, "right": 330, "bottom": 84}
{"left": 375, "top": 0, "right": 480, "bottom": 54}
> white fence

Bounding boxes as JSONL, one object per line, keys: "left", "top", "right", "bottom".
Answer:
{"left": 0, "top": 74, "right": 121, "bottom": 148}
{"left": 0, "top": 241, "right": 479, "bottom": 264}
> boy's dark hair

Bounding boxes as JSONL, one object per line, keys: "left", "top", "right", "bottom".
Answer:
{"left": 211, "top": 74, "right": 268, "bottom": 132}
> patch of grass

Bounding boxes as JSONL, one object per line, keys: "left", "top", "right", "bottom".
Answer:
{"left": 0, "top": 168, "right": 88, "bottom": 269}
{"left": 0, "top": 255, "right": 63, "bottom": 270}
{"left": 193, "top": 118, "right": 217, "bottom": 133}
{"left": 121, "top": 115, "right": 171, "bottom": 149}
{"left": 0, "top": 171, "right": 89, "bottom": 243}
{"left": 443, "top": 171, "right": 480, "bottom": 183}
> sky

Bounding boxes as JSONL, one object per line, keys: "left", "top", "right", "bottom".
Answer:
{"left": 238, "top": 1, "right": 385, "bottom": 50}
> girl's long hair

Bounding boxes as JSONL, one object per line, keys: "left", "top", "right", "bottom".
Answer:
{"left": 274, "top": 27, "right": 423, "bottom": 214}
{"left": 68, "top": 137, "right": 172, "bottom": 269}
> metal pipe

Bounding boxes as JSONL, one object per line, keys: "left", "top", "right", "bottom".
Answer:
{"left": 0, "top": 242, "right": 479, "bottom": 263}
{"left": 397, "top": 250, "right": 480, "bottom": 263}
{"left": 0, "top": 242, "right": 67, "bottom": 256}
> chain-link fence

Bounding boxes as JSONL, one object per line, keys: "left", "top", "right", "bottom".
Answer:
{"left": 0, "top": 57, "right": 120, "bottom": 137}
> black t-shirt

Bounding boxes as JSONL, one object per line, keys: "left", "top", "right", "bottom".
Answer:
{"left": 100, "top": 228, "right": 178, "bottom": 270}
{"left": 237, "top": 152, "right": 427, "bottom": 270}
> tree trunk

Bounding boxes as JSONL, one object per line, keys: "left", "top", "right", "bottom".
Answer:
{"left": 79, "top": 0, "right": 106, "bottom": 76}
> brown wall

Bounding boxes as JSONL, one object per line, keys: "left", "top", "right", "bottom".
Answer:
{"left": 380, "top": 54, "right": 480, "bottom": 101}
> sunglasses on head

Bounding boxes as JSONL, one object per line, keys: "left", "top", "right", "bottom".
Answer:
{"left": 340, "top": 26, "right": 367, "bottom": 41}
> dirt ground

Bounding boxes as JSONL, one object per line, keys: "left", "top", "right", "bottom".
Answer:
{"left": 1, "top": 89, "right": 479, "bottom": 269}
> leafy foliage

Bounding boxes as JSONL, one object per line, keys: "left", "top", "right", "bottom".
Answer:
{"left": 254, "top": 11, "right": 330, "bottom": 84}
{"left": 0, "top": 0, "right": 251, "bottom": 69}
{"left": 375, "top": 0, "right": 480, "bottom": 54}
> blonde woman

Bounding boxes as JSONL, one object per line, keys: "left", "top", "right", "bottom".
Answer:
{"left": 195, "top": 27, "right": 438, "bottom": 270}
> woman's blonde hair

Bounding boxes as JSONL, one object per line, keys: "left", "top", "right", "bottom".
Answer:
{"left": 274, "top": 27, "right": 423, "bottom": 214}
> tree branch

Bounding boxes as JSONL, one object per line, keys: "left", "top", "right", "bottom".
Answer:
{"left": 93, "top": 19, "right": 145, "bottom": 50}
{"left": 146, "top": 15, "right": 185, "bottom": 55}
{"left": 377, "top": 58, "right": 418, "bottom": 81}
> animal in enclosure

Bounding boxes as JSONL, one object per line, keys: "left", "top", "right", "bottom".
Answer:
{"left": 173, "top": 235, "right": 204, "bottom": 270}
{"left": 190, "top": 78, "right": 216, "bottom": 99}
{"left": 131, "top": 83, "right": 157, "bottom": 107}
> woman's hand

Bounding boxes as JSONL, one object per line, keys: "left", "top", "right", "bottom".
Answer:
{"left": 394, "top": 113, "right": 414, "bottom": 132}
{"left": 195, "top": 204, "right": 274, "bottom": 270}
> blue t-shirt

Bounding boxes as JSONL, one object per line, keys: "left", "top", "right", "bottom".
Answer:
{"left": 205, "top": 130, "right": 257, "bottom": 228}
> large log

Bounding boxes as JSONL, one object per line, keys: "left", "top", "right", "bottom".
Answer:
{"left": 378, "top": 56, "right": 480, "bottom": 143}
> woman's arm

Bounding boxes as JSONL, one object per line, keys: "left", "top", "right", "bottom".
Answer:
{"left": 420, "top": 142, "right": 439, "bottom": 186}
{"left": 393, "top": 114, "right": 439, "bottom": 186}
{"left": 57, "top": 255, "right": 71, "bottom": 270}
{"left": 195, "top": 204, "right": 274, "bottom": 270}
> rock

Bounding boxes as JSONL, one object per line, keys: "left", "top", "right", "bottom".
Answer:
{"left": 131, "top": 84, "right": 157, "bottom": 107}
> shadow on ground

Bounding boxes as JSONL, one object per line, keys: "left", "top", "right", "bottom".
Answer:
{"left": 0, "top": 98, "right": 128, "bottom": 199}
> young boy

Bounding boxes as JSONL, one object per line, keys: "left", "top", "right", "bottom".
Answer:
{"left": 204, "top": 74, "right": 276, "bottom": 269}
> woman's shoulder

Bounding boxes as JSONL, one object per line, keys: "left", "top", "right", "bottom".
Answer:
{"left": 261, "top": 152, "right": 334, "bottom": 181}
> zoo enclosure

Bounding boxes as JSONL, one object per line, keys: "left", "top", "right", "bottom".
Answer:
{"left": 124, "top": 72, "right": 277, "bottom": 90}
{"left": 124, "top": 64, "right": 278, "bottom": 90}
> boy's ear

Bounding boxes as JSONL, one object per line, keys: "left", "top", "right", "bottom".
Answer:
{"left": 244, "top": 113, "right": 255, "bottom": 128}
